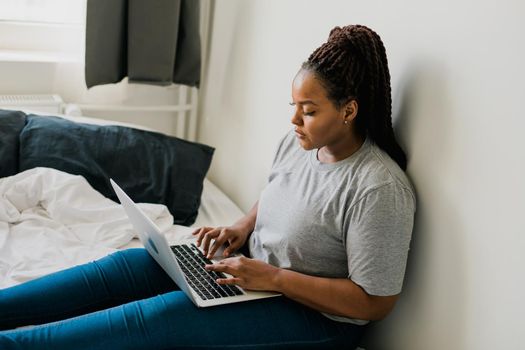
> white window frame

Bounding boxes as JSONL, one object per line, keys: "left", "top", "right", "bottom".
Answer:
{"left": 0, "top": 1, "right": 86, "bottom": 63}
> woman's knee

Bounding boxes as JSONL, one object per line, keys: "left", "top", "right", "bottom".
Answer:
{"left": 105, "top": 248, "right": 155, "bottom": 271}
{"left": 111, "top": 248, "right": 150, "bottom": 261}
{"left": 89, "top": 248, "right": 159, "bottom": 287}
{"left": 103, "top": 249, "right": 178, "bottom": 294}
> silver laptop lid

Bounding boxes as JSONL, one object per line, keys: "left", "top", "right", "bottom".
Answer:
{"left": 109, "top": 179, "right": 195, "bottom": 301}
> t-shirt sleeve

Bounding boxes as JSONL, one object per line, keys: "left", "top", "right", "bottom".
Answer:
{"left": 345, "top": 182, "right": 415, "bottom": 296}
{"left": 268, "top": 129, "right": 296, "bottom": 182}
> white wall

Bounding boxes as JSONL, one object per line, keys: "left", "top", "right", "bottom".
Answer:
{"left": 198, "top": 0, "right": 525, "bottom": 349}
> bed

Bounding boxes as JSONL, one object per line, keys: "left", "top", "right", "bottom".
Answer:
{"left": 0, "top": 108, "right": 244, "bottom": 289}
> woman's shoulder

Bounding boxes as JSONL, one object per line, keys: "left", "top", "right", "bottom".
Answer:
{"left": 352, "top": 140, "right": 416, "bottom": 205}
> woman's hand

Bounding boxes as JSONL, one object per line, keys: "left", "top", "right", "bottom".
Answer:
{"left": 205, "top": 256, "right": 280, "bottom": 292}
{"left": 191, "top": 224, "right": 251, "bottom": 259}
{"left": 193, "top": 201, "right": 259, "bottom": 259}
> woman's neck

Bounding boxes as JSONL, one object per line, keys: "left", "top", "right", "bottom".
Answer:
{"left": 317, "top": 133, "right": 365, "bottom": 164}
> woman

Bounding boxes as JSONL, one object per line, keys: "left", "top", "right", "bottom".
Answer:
{"left": 0, "top": 24, "right": 415, "bottom": 349}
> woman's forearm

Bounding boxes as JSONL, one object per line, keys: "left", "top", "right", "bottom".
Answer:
{"left": 272, "top": 268, "right": 398, "bottom": 321}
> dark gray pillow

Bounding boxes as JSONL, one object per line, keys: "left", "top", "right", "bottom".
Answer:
{"left": 0, "top": 109, "right": 27, "bottom": 178}
{"left": 19, "top": 115, "right": 214, "bottom": 226}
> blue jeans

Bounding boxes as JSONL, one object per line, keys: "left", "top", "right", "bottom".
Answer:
{"left": 0, "top": 249, "right": 365, "bottom": 349}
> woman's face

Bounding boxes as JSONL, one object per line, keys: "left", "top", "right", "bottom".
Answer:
{"left": 290, "top": 69, "right": 355, "bottom": 152}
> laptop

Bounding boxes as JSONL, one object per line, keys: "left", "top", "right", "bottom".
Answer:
{"left": 110, "top": 179, "right": 280, "bottom": 307}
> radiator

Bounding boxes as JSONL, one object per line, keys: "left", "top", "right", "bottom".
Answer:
{"left": 0, "top": 94, "right": 63, "bottom": 114}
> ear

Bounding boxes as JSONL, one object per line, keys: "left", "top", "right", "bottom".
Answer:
{"left": 343, "top": 100, "right": 358, "bottom": 122}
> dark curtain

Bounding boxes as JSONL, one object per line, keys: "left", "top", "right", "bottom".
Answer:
{"left": 85, "top": 0, "right": 201, "bottom": 88}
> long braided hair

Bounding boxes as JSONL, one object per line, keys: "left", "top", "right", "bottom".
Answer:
{"left": 302, "top": 25, "right": 407, "bottom": 170}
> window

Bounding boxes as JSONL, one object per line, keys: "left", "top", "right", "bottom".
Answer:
{"left": 0, "top": 0, "right": 85, "bottom": 25}
{"left": 0, "top": 0, "right": 86, "bottom": 63}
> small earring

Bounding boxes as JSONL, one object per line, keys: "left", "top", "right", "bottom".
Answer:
{"left": 344, "top": 120, "right": 348, "bottom": 125}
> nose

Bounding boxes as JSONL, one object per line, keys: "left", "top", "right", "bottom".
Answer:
{"left": 290, "top": 108, "right": 303, "bottom": 126}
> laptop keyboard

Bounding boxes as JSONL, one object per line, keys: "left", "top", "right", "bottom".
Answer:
{"left": 171, "top": 244, "right": 244, "bottom": 300}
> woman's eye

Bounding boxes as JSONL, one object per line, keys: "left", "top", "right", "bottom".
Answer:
{"left": 303, "top": 110, "right": 315, "bottom": 116}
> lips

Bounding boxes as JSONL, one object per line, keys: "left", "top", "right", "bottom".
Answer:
{"left": 294, "top": 129, "right": 306, "bottom": 138}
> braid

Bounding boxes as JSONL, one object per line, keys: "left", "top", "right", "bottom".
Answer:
{"left": 302, "top": 25, "right": 407, "bottom": 170}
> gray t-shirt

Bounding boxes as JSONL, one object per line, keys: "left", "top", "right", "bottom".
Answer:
{"left": 248, "top": 130, "right": 416, "bottom": 324}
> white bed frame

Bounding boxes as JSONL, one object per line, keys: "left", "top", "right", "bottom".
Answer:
{"left": 0, "top": 87, "right": 198, "bottom": 142}
{"left": 72, "top": 85, "right": 199, "bottom": 142}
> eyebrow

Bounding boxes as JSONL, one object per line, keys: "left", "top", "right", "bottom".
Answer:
{"left": 290, "top": 100, "right": 318, "bottom": 106}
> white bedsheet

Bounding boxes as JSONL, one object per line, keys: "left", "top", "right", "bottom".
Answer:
{"left": 194, "top": 179, "right": 245, "bottom": 229}
{"left": 0, "top": 167, "right": 176, "bottom": 288}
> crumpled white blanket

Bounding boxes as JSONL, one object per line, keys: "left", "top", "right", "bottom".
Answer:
{"left": 0, "top": 167, "right": 174, "bottom": 288}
